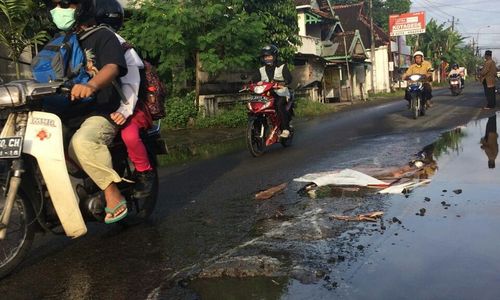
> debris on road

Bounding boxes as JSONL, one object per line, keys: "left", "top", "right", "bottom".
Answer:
{"left": 294, "top": 169, "right": 389, "bottom": 187}
{"left": 378, "top": 179, "right": 431, "bottom": 194}
{"left": 416, "top": 208, "right": 426, "bottom": 216}
{"left": 331, "top": 211, "right": 384, "bottom": 222}
{"left": 255, "top": 183, "right": 287, "bottom": 200}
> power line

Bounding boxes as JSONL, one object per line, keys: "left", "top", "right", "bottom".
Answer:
{"left": 413, "top": 0, "right": 493, "bottom": 8}
{"left": 419, "top": 0, "right": 454, "bottom": 18}
{"left": 414, "top": 0, "right": 491, "bottom": 8}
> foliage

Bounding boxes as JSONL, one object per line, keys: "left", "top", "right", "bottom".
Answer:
{"left": 121, "top": 1, "right": 264, "bottom": 94}
{"left": 406, "top": 19, "right": 482, "bottom": 73}
{"left": 0, "top": 0, "right": 49, "bottom": 78}
{"left": 243, "top": 0, "right": 301, "bottom": 63}
{"left": 195, "top": 104, "right": 248, "bottom": 128}
{"left": 330, "top": 0, "right": 411, "bottom": 31}
{"left": 121, "top": 0, "right": 299, "bottom": 95}
{"left": 164, "top": 92, "right": 198, "bottom": 128}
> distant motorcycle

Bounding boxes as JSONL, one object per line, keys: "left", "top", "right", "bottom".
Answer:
{"left": 407, "top": 74, "right": 428, "bottom": 119}
{"left": 241, "top": 81, "right": 294, "bottom": 157}
{"left": 449, "top": 74, "right": 463, "bottom": 96}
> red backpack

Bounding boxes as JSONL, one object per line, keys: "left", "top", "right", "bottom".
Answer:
{"left": 122, "top": 43, "right": 167, "bottom": 120}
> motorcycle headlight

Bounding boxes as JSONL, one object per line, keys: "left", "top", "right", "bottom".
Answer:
{"left": 253, "top": 85, "right": 266, "bottom": 94}
{"left": 409, "top": 74, "right": 422, "bottom": 81}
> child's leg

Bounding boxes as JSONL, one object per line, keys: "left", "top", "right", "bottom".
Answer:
{"left": 121, "top": 122, "right": 152, "bottom": 172}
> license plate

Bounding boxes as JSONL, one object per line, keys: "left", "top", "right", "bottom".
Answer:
{"left": 0, "top": 137, "right": 23, "bottom": 158}
{"left": 251, "top": 96, "right": 267, "bottom": 102}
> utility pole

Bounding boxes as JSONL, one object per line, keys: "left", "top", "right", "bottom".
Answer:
{"left": 369, "top": 0, "right": 376, "bottom": 95}
{"left": 451, "top": 16, "right": 455, "bottom": 31}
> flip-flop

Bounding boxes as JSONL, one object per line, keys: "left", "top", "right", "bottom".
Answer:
{"left": 104, "top": 200, "right": 128, "bottom": 224}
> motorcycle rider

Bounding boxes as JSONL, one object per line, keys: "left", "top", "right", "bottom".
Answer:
{"left": 49, "top": 0, "right": 129, "bottom": 223}
{"left": 253, "top": 44, "right": 293, "bottom": 138}
{"left": 448, "top": 63, "right": 465, "bottom": 88}
{"left": 403, "top": 51, "right": 434, "bottom": 108}
{"left": 95, "top": 0, "right": 156, "bottom": 199}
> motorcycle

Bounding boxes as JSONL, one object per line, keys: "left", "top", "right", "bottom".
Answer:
{"left": 241, "top": 81, "right": 294, "bottom": 157}
{"left": 0, "top": 80, "right": 167, "bottom": 278}
{"left": 449, "top": 74, "right": 463, "bottom": 96}
{"left": 406, "top": 74, "right": 428, "bottom": 119}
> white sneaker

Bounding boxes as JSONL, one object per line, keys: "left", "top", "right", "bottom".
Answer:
{"left": 280, "top": 129, "right": 290, "bottom": 138}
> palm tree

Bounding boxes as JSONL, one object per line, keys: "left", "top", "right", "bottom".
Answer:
{"left": 0, "top": 0, "right": 49, "bottom": 79}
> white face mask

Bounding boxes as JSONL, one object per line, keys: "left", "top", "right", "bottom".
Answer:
{"left": 50, "top": 7, "right": 76, "bottom": 31}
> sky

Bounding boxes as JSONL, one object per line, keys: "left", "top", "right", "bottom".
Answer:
{"left": 410, "top": 0, "right": 500, "bottom": 61}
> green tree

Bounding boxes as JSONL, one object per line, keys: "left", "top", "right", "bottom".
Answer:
{"left": 407, "top": 19, "right": 481, "bottom": 76}
{"left": 243, "top": 0, "right": 301, "bottom": 62}
{"left": 121, "top": 0, "right": 300, "bottom": 101}
{"left": 0, "top": 0, "right": 49, "bottom": 79}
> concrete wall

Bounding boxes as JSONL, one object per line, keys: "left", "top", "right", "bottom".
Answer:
{"left": 365, "top": 46, "right": 391, "bottom": 93}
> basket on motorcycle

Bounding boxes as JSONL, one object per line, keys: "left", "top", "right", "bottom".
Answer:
{"left": 0, "top": 82, "right": 26, "bottom": 108}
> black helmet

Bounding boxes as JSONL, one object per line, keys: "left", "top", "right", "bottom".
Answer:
{"left": 260, "top": 44, "right": 279, "bottom": 65}
{"left": 452, "top": 63, "right": 459, "bottom": 69}
{"left": 95, "top": 0, "right": 124, "bottom": 31}
{"left": 76, "top": 0, "right": 96, "bottom": 26}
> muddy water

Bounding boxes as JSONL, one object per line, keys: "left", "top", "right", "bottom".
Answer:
{"left": 185, "top": 114, "right": 500, "bottom": 299}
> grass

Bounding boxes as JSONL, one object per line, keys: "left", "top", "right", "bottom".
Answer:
{"left": 294, "top": 98, "right": 337, "bottom": 117}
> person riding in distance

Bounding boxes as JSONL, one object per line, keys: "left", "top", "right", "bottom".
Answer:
{"left": 403, "top": 51, "right": 434, "bottom": 108}
{"left": 448, "top": 63, "right": 465, "bottom": 88}
{"left": 253, "top": 44, "right": 293, "bottom": 138}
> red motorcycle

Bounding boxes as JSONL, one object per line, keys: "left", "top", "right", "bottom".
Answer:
{"left": 241, "top": 81, "right": 294, "bottom": 157}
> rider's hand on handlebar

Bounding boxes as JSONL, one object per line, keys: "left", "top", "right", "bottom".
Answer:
{"left": 70, "top": 83, "right": 97, "bottom": 101}
{"left": 110, "top": 112, "right": 127, "bottom": 126}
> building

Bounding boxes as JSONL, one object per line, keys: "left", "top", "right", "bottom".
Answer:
{"left": 332, "top": 2, "right": 391, "bottom": 94}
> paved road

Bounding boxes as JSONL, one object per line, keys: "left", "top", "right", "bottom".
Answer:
{"left": 0, "top": 83, "right": 494, "bottom": 299}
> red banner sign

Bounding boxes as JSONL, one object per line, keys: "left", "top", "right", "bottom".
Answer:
{"left": 389, "top": 12, "right": 426, "bottom": 37}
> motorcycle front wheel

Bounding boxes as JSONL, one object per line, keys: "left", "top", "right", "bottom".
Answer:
{"left": 0, "top": 188, "right": 35, "bottom": 279}
{"left": 411, "top": 95, "right": 420, "bottom": 119}
{"left": 246, "top": 118, "right": 266, "bottom": 157}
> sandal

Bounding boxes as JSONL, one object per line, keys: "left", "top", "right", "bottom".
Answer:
{"left": 104, "top": 200, "right": 128, "bottom": 224}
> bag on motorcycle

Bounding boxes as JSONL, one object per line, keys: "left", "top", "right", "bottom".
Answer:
{"left": 122, "top": 42, "right": 167, "bottom": 120}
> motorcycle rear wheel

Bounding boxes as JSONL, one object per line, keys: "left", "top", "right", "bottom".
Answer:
{"left": 115, "top": 148, "right": 159, "bottom": 225}
{"left": 0, "top": 189, "right": 35, "bottom": 279}
{"left": 247, "top": 118, "right": 266, "bottom": 157}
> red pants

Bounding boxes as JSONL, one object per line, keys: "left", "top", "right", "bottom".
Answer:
{"left": 121, "top": 108, "right": 153, "bottom": 172}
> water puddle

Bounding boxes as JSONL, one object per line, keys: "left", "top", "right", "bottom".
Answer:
{"left": 182, "top": 113, "right": 500, "bottom": 299}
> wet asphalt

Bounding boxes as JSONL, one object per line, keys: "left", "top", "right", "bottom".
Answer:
{"left": 0, "top": 83, "right": 498, "bottom": 299}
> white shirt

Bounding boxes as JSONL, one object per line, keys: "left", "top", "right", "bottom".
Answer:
{"left": 114, "top": 33, "right": 144, "bottom": 119}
